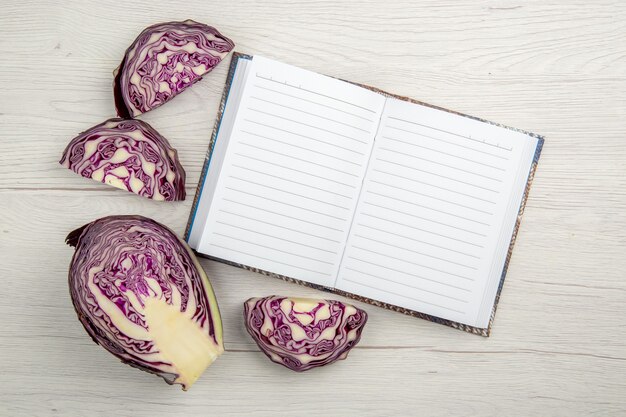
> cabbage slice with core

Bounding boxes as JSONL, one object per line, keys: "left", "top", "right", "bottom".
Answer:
{"left": 66, "top": 215, "right": 224, "bottom": 390}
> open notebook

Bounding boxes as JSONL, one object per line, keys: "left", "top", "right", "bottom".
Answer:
{"left": 186, "top": 53, "right": 543, "bottom": 336}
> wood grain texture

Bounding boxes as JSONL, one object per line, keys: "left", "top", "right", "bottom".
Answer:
{"left": 1, "top": 0, "right": 625, "bottom": 416}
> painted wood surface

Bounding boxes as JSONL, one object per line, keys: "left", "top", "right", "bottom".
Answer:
{"left": 1, "top": 0, "right": 625, "bottom": 415}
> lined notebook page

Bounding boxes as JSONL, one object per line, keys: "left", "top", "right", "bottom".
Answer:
{"left": 197, "top": 56, "right": 386, "bottom": 287}
{"left": 336, "top": 98, "right": 538, "bottom": 327}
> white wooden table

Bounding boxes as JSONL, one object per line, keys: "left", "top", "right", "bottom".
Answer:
{"left": 1, "top": 0, "right": 625, "bottom": 415}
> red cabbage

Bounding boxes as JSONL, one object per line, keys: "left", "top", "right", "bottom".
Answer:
{"left": 114, "top": 20, "right": 234, "bottom": 117}
{"left": 244, "top": 296, "right": 367, "bottom": 371}
{"left": 66, "top": 215, "right": 224, "bottom": 390}
{"left": 59, "top": 118, "right": 186, "bottom": 201}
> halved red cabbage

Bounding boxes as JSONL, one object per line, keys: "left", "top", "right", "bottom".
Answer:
{"left": 114, "top": 20, "right": 234, "bottom": 117}
{"left": 244, "top": 296, "right": 368, "bottom": 371}
{"left": 59, "top": 118, "right": 186, "bottom": 201}
{"left": 66, "top": 215, "right": 224, "bottom": 390}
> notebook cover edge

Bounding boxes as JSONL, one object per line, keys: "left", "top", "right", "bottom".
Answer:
{"left": 184, "top": 52, "right": 253, "bottom": 242}
{"left": 194, "top": 251, "right": 491, "bottom": 336}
